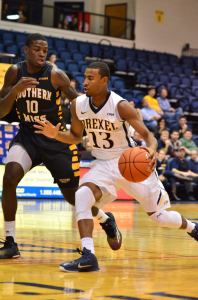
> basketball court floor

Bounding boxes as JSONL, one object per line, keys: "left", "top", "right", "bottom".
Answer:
{"left": 0, "top": 199, "right": 197, "bottom": 300}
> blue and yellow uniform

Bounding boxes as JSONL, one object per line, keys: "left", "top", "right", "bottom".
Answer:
{"left": 11, "top": 61, "right": 79, "bottom": 188}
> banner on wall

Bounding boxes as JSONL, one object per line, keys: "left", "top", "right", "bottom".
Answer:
{"left": 0, "top": 63, "right": 11, "bottom": 88}
{"left": 155, "top": 10, "right": 164, "bottom": 23}
{"left": 0, "top": 165, "right": 132, "bottom": 200}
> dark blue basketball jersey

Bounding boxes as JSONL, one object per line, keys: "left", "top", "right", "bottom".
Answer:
{"left": 14, "top": 61, "right": 72, "bottom": 151}
{"left": 16, "top": 61, "right": 64, "bottom": 129}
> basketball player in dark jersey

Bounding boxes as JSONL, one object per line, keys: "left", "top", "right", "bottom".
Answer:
{"left": 0, "top": 34, "right": 121, "bottom": 259}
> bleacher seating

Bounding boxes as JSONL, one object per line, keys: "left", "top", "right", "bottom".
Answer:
{"left": 0, "top": 29, "right": 197, "bottom": 121}
{"left": 0, "top": 121, "right": 19, "bottom": 163}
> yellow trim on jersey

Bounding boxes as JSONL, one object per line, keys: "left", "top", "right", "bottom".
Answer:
{"left": 73, "top": 150, "right": 78, "bottom": 155}
{"left": 56, "top": 98, "right": 61, "bottom": 105}
{"left": 72, "top": 162, "right": 80, "bottom": 170}
{"left": 74, "top": 170, "right": 80, "bottom": 177}
{"left": 72, "top": 156, "right": 78, "bottom": 162}
{"left": 69, "top": 144, "right": 77, "bottom": 151}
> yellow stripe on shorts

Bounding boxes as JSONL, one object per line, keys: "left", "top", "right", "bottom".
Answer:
{"left": 72, "top": 162, "right": 80, "bottom": 170}
{"left": 74, "top": 170, "right": 80, "bottom": 177}
{"left": 72, "top": 156, "right": 78, "bottom": 162}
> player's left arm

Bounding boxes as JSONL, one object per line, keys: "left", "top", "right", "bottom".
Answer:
{"left": 51, "top": 68, "right": 79, "bottom": 101}
{"left": 118, "top": 100, "right": 158, "bottom": 160}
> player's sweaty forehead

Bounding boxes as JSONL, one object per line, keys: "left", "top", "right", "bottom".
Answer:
{"left": 30, "top": 40, "right": 48, "bottom": 49}
{"left": 84, "top": 68, "right": 101, "bottom": 79}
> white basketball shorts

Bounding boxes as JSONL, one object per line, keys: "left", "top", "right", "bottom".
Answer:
{"left": 80, "top": 157, "right": 170, "bottom": 213}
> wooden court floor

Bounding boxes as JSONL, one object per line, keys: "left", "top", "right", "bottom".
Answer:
{"left": 0, "top": 199, "right": 197, "bottom": 300}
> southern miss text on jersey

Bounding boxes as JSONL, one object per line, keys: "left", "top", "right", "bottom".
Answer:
{"left": 15, "top": 61, "right": 63, "bottom": 129}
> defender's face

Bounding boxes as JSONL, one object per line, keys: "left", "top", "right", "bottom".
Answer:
{"left": 83, "top": 68, "right": 106, "bottom": 96}
{"left": 25, "top": 40, "right": 48, "bottom": 67}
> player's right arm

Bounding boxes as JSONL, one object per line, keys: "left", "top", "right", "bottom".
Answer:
{"left": 0, "top": 65, "right": 39, "bottom": 118}
{"left": 34, "top": 99, "right": 84, "bottom": 144}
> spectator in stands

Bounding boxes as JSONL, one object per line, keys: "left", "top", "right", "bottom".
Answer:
{"left": 70, "top": 78, "right": 81, "bottom": 93}
{"left": 2, "top": 2, "right": 8, "bottom": 20}
{"left": 165, "top": 147, "right": 195, "bottom": 201}
{"left": 156, "top": 149, "right": 169, "bottom": 191}
{"left": 157, "top": 129, "right": 172, "bottom": 157}
{"left": 62, "top": 15, "right": 79, "bottom": 31}
{"left": 47, "top": 53, "right": 57, "bottom": 68}
{"left": 133, "top": 131, "right": 146, "bottom": 147}
{"left": 143, "top": 87, "right": 163, "bottom": 115}
{"left": 180, "top": 129, "right": 198, "bottom": 156}
{"left": 169, "top": 130, "right": 182, "bottom": 157}
{"left": 188, "top": 149, "right": 198, "bottom": 173}
{"left": 17, "top": 2, "right": 28, "bottom": 23}
{"left": 172, "top": 115, "right": 190, "bottom": 138}
{"left": 69, "top": 16, "right": 79, "bottom": 31}
{"left": 61, "top": 79, "right": 82, "bottom": 124}
{"left": 141, "top": 98, "right": 161, "bottom": 134}
{"left": 156, "top": 117, "right": 168, "bottom": 139}
{"left": 157, "top": 87, "right": 183, "bottom": 127}
{"left": 129, "top": 100, "right": 142, "bottom": 120}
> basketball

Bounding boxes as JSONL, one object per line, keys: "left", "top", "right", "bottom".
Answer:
{"left": 118, "top": 147, "right": 152, "bottom": 182}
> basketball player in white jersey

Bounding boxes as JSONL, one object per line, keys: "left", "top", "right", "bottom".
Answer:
{"left": 34, "top": 62, "right": 198, "bottom": 272}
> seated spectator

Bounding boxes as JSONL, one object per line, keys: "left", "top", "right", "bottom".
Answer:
{"left": 143, "top": 87, "right": 163, "bottom": 115}
{"left": 171, "top": 115, "right": 191, "bottom": 138}
{"left": 179, "top": 129, "right": 198, "bottom": 156}
{"left": 169, "top": 130, "right": 182, "bottom": 157}
{"left": 155, "top": 117, "right": 168, "bottom": 139}
{"left": 61, "top": 79, "right": 82, "bottom": 124}
{"left": 129, "top": 100, "right": 142, "bottom": 120}
{"left": 141, "top": 98, "right": 161, "bottom": 134}
{"left": 156, "top": 149, "right": 170, "bottom": 191}
{"left": 70, "top": 78, "right": 82, "bottom": 94}
{"left": 133, "top": 131, "right": 146, "bottom": 147}
{"left": 157, "top": 129, "right": 172, "bottom": 157}
{"left": 47, "top": 53, "right": 57, "bottom": 68}
{"left": 165, "top": 147, "right": 196, "bottom": 201}
{"left": 188, "top": 149, "right": 198, "bottom": 173}
{"left": 157, "top": 87, "right": 183, "bottom": 127}
{"left": 128, "top": 101, "right": 143, "bottom": 145}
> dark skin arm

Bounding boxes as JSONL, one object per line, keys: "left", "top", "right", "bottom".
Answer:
{"left": 118, "top": 100, "right": 158, "bottom": 166}
{"left": 34, "top": 99, "right": 84, "bottom": 144}
{"left": 0, "top": 65, "right": 39, "bottom": 118}
{"left": 51, "top": 68, "right": 79, "bottom": 101}
{"left": 34, "top": 99, "right": 157, "bottom": 168}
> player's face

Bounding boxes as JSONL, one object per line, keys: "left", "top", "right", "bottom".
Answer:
{"left": 25, "top": 40, "right": 48, "bottom": 67}
{"left": 83, "top": 68, "right": 107, "bottom": 96}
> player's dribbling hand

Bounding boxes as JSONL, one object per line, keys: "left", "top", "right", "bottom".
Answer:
{"left": 140, "top": 146, "right": 157, "bottom": 172}
{"left": 34, "top": 119, "right": 61, "bottom": 139}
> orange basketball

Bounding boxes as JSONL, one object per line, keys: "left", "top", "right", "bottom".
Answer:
{"left": 118, "top": 147, "right": 152, "bottom": 182}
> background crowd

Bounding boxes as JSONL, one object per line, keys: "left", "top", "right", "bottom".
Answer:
{"left": 60, "top": 79, "right": 198, "bottom": 202}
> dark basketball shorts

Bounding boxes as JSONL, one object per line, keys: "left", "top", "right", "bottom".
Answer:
{"left": 10, "top": 129, "right": 80, "bottom": 188}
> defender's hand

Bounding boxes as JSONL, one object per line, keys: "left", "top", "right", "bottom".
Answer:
{"left": 34, "top": 119, "right": 61, "bottom": 139}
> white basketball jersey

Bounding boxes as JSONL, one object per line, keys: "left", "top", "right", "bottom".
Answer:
{"left": 76, "top": 91, "right": 136, "bottom": 160}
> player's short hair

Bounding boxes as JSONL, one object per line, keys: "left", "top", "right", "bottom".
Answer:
{"left": 87, "top": 61, "right": 110, "bottom": 79}
{"left": 25, "top": 33, "right": 47, "bottom": 46}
